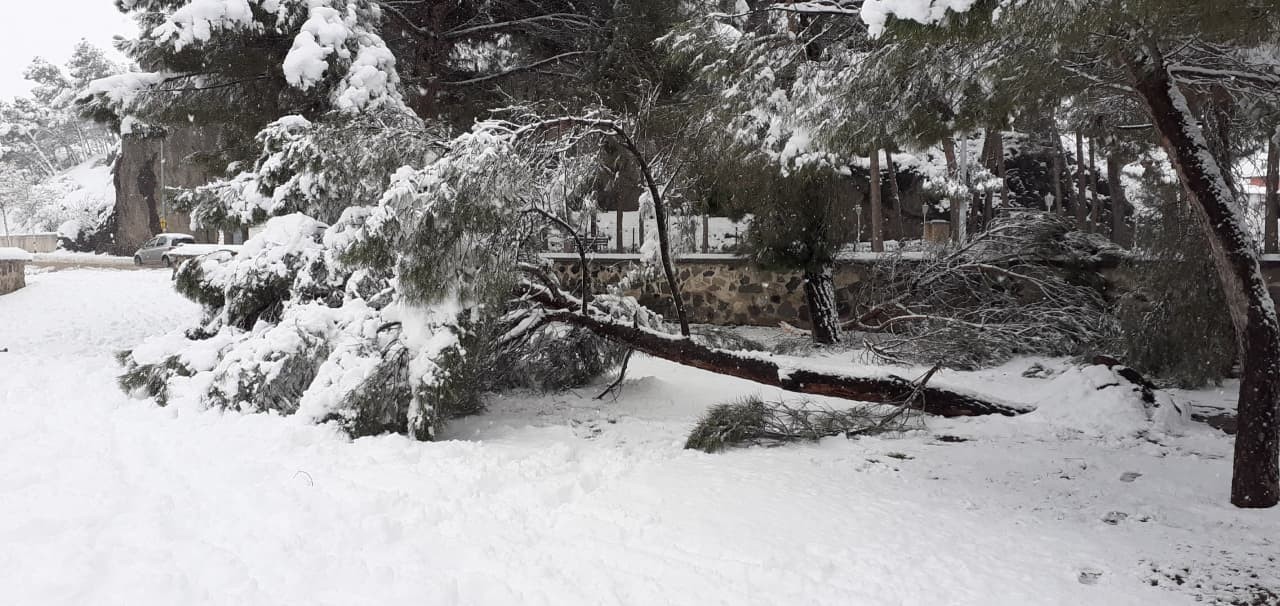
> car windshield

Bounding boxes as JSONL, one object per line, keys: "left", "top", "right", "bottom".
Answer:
{"left": 172, "top": 237, "right": 195, "bottom": 246}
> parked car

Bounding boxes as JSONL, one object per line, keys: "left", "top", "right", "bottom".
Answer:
{"left": 133, "top": 233, "right": 196, "bottom": 267}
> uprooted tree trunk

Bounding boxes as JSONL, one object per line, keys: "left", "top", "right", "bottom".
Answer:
{"left": 519, "top": 281, "right": 1029, "bottom": 418}
{"left": 1131, "top": 56, "right": 1280, "bottom": 508}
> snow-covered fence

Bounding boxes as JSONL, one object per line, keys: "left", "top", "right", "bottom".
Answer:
{"left": 0, "top": 247, "right": 33, "bottom": 295}
{"left": 0, "top": 233, "right": 60, "bottom": 254}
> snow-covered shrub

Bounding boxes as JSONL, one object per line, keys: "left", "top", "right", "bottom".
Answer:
{"left": 120, "top": 119, "right": 634, "bottom": 440}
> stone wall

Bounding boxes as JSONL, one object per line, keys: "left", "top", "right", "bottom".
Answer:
{"left": 547, "top": 253, "right": 875, "bottom": 327}
{"left": 0, "top": 260, "right": 26, "bottom": 296}
{"left": 549, "top": 253, "right": 1280, "bottom": 329}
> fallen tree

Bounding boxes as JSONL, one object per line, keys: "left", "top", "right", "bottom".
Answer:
{"left": 513, "top": 280, "right": 1031, "bottom": 418}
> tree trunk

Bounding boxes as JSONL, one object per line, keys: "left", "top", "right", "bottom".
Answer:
{"left": 803, "top": 266, "right": 841, "bottom": 345}
{"left": 869, "top": 150, "right": 884, "bottom": 252}
{"left": 1052, "top": 150, "right": 1064, "bottom": 214}
{"left": 1266, "top": 138, "right": 1278, "bottom": 254}
{"left": 535, "top": 307, "right": 1028, "bottom": 417}
{"left": 885, "top": 149, "right": 904, "bottom": 241}
{"left": 1132, "top": 61, "right": 1280, "bottom": 508}
{"left": 702, "top": 212, "right": 710, "bottom": 253}
{"left": 616, "top": 205, "right": 624, "bottom": 253}
{"left": 1076, "top": 132, "right": 1088, "bottom": 230}
{"left": 943, "top": 135, "right": 961, "bottom": 242}
{"left": 980, "top": 130, "right": 1000, "bottom": 231}
{"left": 1089, "top": 140, "right": 1100, "bottom": 232}
{"left": 1106, "top": 153, "right": 1129, "bottom": 247}
{"left": 996, "top": 133, "right": 1008, "bottom": 212}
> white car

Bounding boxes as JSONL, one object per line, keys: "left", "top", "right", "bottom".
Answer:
{"left": 133, "top": 233, "right": 196, "bottom": 267}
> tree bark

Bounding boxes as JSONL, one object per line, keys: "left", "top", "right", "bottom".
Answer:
{"left": 1266, "top": 138, "right": 1278, "bottom": 254}
{"left": 885, "top": 149, "right": 904, "bottom": 241}
{"left": 1106, "top": 153, "right": 1129, "bottom": 247}
{"left": 1089, "top": 140, "right": 1100, "bottom": 232}
{"left": 803, "top": 266, "right": 841, "bottom": 345}
{"left": 869, "top": 150, "right": 884, "bottom": 252}
{"left": 942, "top": 135, "right": 961, "bottom": 242}
{"left": 1132, "top": 60, "right": 1280, "bottom": 508}
{"left": 1075, "top": 132, "right": 1088, "bottom": 230}
{"left": 1052, "top": 149, "right": 1064, "bottom": 214}
{"left": 616, "top": 205, "right": 624, "bottom": 253}
{"left": 702, "top": 212, "right": 710, "bottom": 253}
{"left": 996, "top": 133, "right": 1008, "bottom": 212}
{"left": 536, "top": 307, "right": 1029, "bottom": 417}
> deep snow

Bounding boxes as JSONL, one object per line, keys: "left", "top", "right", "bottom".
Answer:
{"left": 1, "top": 268, "right": 1277, "bottom": 605}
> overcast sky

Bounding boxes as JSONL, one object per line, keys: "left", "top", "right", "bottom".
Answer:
{"left": 0, "top": 0, "right": 137, "bottom": 100}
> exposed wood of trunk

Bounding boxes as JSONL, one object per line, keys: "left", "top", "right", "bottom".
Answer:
{"left": 1106, "top": 153, "right": 1129, "bottom": 247}
{"left": 539, "top": 308, "right": 1029, "bottom": 418}
{"left": 885, "top": 149, "right": 904, "bottom": 240}
{"left": 803, "top": 267, "right": 841, "bottom": 345}
{"left": 1132, "top": 61, "right": 1280, "bottom": 508}
{"left": 869, "top": 150, "right": 884, "bottom": 252}
{"left": 1075, "top": 132, "right": 1088, "bottom": 230}
{"left": 1266, "top": 138, "right": 1279, "bottom": 254}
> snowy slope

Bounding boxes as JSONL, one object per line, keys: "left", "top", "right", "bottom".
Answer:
{"left": 11, "top": 156, "right": 116, "bottom": 239}
{"left": 0, "top": 269, "right": 1276, "bottom": 605}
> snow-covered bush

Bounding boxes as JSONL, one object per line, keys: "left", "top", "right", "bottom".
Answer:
{"left": 120, "top": 118, "right": 635, "bottom": 440}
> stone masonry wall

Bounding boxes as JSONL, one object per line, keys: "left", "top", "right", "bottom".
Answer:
{"left": 548, "top": 254, "right": 874, "bottom": 328}
{"left": 0, "top": 260, "right": 26, "bottom": 296}
{"left": 549, "top": 254, "right": 1280, "bottom": 329}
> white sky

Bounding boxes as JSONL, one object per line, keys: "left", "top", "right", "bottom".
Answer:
{"left": 0, "top": 1, "right": 137, "bottom": 100}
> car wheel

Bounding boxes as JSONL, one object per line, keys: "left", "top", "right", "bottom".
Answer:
{"left": 134, "top": 255, "right": 142, "bottom": 266}
{"left": 163, "top": 256, "right": 173, "bottom": 268}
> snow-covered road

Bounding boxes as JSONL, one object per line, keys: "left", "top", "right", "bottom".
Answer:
{"left": 1, "top": 269, "right": 1275, "bottom": 605}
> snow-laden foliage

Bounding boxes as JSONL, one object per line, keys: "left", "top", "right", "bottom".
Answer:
{"left": 175, "top": 110, "right": 440, "bottom": 230}
{"left": 85, "top": 0, "right": 402, "bottom": 124}
{"left": 120, "top": 116, "right": 638, "bottom": 439}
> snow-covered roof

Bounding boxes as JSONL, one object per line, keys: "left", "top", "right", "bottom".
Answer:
{"left": 157, "top": 233, "right": 196, "bottom": 238}
{"left": 0, "top": 247, "right": 35, "bottom": 262}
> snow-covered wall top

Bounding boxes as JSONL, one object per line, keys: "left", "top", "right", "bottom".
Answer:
{"left": 0, "top": 247, "right": 35, "bottom": 262}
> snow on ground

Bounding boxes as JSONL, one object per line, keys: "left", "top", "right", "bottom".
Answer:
{"left": 1, "top": 269, "right": 1277, "bottom": 605}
